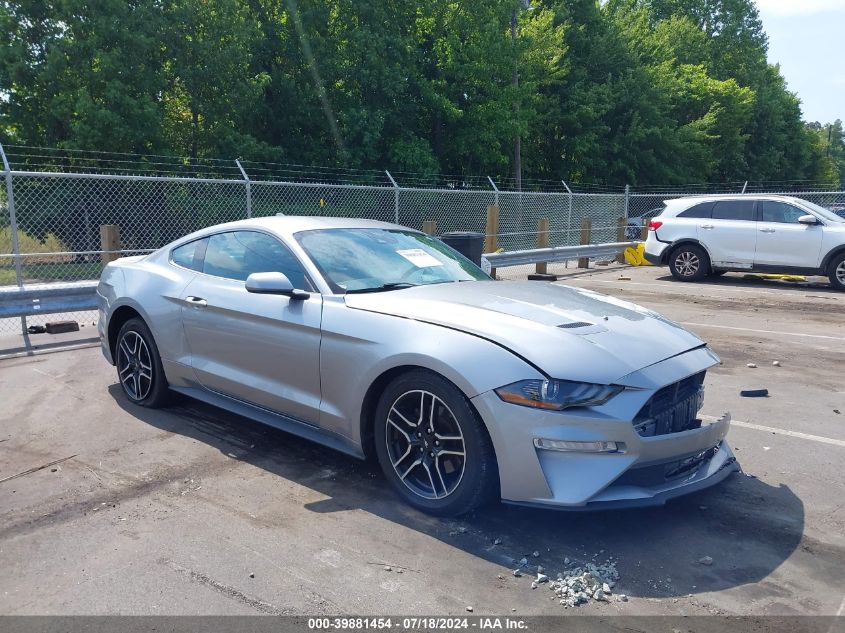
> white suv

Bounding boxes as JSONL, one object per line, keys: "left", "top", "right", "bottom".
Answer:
{"left": 643, "top": 195, "right": 845, "bottom": 291}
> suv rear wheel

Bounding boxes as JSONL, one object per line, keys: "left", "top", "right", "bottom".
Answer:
{"left": 829, "top": 252, "right": 845, "bottom": 291}
{"left": 669, "top": 244, "right": 710, "bottom": 282}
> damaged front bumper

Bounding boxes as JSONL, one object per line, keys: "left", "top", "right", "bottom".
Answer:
{"left": 473, "top": 347, "right": 740, "bottom": 509}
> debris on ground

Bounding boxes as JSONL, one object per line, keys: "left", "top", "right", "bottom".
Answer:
{"left": 547, "top": 560, "right": 620, "bottom": 608}
{"left": 383, "top": 565, "right": 392, "bottom": 572}
{"left": 772, "top": 360, "right": 781, "bottom": 367}
{"left": 532, "top": 551, "right": 540, "bottom": 557}
{"left": 466, "top": 606, "right": 473, "bottom": 612}
{"left": 740, "top": 388, "right": 769, "bottom": 397}
{"left": 518, "top": 557, "right": 529, "bottom": 566}
{"left": 512, "top": 569, "right": 522, "bottom": 577}
{"left": 834, "top": 409, "right": 841, "bottom": 415}
{"left": 698, "top": 556, "right": 714, "bottom": 566}
{"left": 746, "top": 363, "right": 757, "bottom": 368}
{"left": 493, "top": 538, "right": 502, "bottom": 545}
{"left": 248, "top": 572, "right": 255, "bottom": 579}
{"left": 0, "top": 454, "right": 78, "bottom": 484}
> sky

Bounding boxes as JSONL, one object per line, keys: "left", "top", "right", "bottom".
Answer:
{"left": 754, "top": 0, "right": 845, "bottom": 124}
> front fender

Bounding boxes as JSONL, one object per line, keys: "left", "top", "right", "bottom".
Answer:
{"left": 317, "top": 297, "right": 543, "bottom": 443}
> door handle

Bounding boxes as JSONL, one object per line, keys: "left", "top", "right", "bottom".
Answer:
{"left": 759, "top": 228, "right": 776, "bottom": 233}
{"left": 700, "top": 224, "right": 714, "bottom": 230}
{"left": 185, "top": 296, "right": 208, "bottom": 307}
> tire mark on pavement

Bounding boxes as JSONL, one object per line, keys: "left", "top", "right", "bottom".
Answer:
{"left": 159, "top": 557, "right": 294, "bottom": 615}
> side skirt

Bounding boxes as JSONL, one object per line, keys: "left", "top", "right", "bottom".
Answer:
{"left": 169, "top": 385, "right": 366, "bottom": 460}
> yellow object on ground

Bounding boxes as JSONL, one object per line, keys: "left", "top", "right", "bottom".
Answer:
{"left": 624, "top": 243, "right": 652, "bottom": 266}
{"left": 743, "top": 273, "right": 806, "bottom": 282}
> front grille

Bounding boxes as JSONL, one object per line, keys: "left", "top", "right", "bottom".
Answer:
{"left": 633, "top": 371, "right": 705, "bottom": 437}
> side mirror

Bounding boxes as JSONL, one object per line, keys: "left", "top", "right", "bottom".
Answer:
{"left": 245, "top": 272, "right": 310, "bottom": 300}
{"left": 798, "top": 214, "right": 819, "bottom": 225}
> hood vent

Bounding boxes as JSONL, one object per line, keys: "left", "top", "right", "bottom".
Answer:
{"left": 557, "top": 321, "right": 593, "bottom": 329}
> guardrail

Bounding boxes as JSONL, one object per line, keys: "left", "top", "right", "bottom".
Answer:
{"left": 484, "top": 241, "right": 638, "bottom": 268}
{"left": 0, "top": 281, "right": 99, "bottom": 319}
{"left": 0, "top": 241, "right": 637, "bottom": 321}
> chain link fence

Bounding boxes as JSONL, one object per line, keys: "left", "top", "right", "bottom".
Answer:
{"left": 2, "top": 143, "right": 844, "bottom": 344}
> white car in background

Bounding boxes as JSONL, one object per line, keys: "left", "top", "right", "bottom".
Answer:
{"left": 643, "top": 195, "right": 845, "bottom": 290}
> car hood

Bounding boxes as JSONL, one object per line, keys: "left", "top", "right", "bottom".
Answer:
{"left": 344, "top": 281, "right": 707, "bottom": 385}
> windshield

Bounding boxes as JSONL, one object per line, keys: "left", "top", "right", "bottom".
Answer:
{"left": 295, "top": 228, "right": 491, "bottom": 293}
{"left": 800, "top": 200, "right": 845, "bottom": 223}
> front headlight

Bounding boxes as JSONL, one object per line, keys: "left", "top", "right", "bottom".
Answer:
{"left": 495, "top": 379, "right": 623, "bottom": 411}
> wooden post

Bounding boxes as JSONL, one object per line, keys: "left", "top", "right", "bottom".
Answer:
{"left": 485, "top": 205, "right": 499, "bottom": 279}
{"left": 640, "top": 225, "right": 649, "bottom": 241}
{"left": 578, "top": 218, "right": 592, "bottom": 269}
{"left": 422, "top": 220, "right": 437, "bottom": 235}
{"left": 535, "top": 217, "right": 549, "bottom": 274}
{"left": 616, "top": 217, "right": 626, "bottom": 263}
{"left": 100, "top": 224, "right": 121, "bottom": 263}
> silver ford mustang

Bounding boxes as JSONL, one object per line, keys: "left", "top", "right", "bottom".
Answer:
{"left": 97, "top": 216, "right": 738, "bottom": 515}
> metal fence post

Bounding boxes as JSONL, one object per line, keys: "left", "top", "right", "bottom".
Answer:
{"left": 385, "top": 170, "right": 399, "bottom": 224}
{"left": 561, "top": 181, "right": 573, "bottom": 247}
{"left": 0, "top": 142, "right": 27, "bottom": 336}
{"left": 624, "top": 184, "right": 630, "bottom": 220}
{"left": 487, "top": 176, "right": 499, "bottom": 209}
{"left": 741, "top": 181, "right": 748, "bottom": 194}
{"left": 236, "top": 159, "right": 252, "bottom": 218}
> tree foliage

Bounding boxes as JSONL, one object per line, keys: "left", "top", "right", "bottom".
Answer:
{"left": 1, "top": 0, "right": 840, "bottom": 186}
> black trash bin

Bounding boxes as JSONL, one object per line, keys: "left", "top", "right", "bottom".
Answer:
{"left": 440, "top": 231, "right": 485, "bottom": 267}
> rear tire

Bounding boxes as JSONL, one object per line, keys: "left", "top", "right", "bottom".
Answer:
{"left": 374, "top": 370, "right": 499, "bottom": 516}
{"left": 115, "top": 318, "right": 170, "bottom": 408}
{"left": 669, "top": 244, "right": 710, "bottom": 282}
{"left": 829, "top": 253, "right": 845, "bottom": 291}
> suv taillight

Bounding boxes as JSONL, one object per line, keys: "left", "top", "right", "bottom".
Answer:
{"left": 648, "top": 220, "right": 663, "bottom": 231}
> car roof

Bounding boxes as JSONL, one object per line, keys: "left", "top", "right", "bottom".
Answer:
{"left": 176, "top": 215, "right": 414, "bottom": 243}
{"left": 662, "top": 194, "right": 812, "bottom": 214}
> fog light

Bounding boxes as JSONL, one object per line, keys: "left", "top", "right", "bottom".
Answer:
{"left": 533, "top": 438, "right": 622, "bottom": 453}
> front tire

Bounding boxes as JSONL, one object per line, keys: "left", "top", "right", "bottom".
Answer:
{"left": 669, "top": 244, "right": 710, "bottom": 282}
{"left": 829, "top": 253, "right": 845, "bottom": 291}
{"left": 115, "top": 317, "right": 170, "bottom": 407}
{"left": 374, "top": 370, "right": 498, "bottom": 516}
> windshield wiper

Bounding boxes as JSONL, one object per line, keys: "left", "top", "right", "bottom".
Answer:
{"left": 345, "top": 282, "right": 419, "bottom": 294}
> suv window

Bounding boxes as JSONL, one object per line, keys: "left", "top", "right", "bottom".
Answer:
{"left": 171, "top": 238, "right": 207, "bottom": 271}
{"left": 712, "top": 200, "right": 755, "bottom": 221}
{"left": 203, "top": 231, "right": 310, "bottom": 289}
{"left": 760, "top": 201, "right": 810, "bottom": 224}
{"left": 678, "top": 202, "right": 714, "bottom": 219}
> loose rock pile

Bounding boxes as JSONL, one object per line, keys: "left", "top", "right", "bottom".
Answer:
{"left": 546, "top": 560, "right": 623, "bottom": 608}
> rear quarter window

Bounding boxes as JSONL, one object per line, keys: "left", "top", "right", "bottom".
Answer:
{"left": 170, "top": 238, "right": 207, "bottom": 271}
{"left": 678, "top": 202, "right": 714, "bottom": 219}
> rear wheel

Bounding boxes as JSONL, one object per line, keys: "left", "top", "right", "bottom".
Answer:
{"left": 829, "top": 253, "right": 845, "bottom": 291}
{"left": 115, "top": 318, "right": 170, "bottom": 407}
{"left": 669, "top": 244, "right": 710, "bottom": 282}
{"left": 374, "top": 370, "right": 498, "bottom": 516}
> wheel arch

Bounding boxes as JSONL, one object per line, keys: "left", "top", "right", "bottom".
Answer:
{"left": 358, "top": 364, "right": 495, "bottom": 463}
{"left": 667, "top": 239, "right": 713, "bottom": 268}
{"left": 821, "top": 245, "right": 845, "bottom": 272}
{"left": 107, "top": 304, "right": 145, "bottom": 363}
